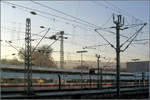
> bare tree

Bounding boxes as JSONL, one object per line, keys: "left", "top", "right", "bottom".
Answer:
{"left": 18, "top": 45, "right": 57, "bottom": 68}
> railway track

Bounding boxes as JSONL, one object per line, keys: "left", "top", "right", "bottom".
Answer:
{"left": 1, "top": 86, "right": 149, "bottom": 99}
{"left": 1, "top": 85, "right": 144, "bottom": 94}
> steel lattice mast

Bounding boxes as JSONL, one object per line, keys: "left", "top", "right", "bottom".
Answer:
{"left": 60, "top": 31, "right": 64, "bottom": 69}
{"left": 24, "top": 18, "right": 32, "bottom": 95}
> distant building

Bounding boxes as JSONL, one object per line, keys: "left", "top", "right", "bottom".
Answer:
{"left": 126, "top": 61, "right": 149, "bottom": 72}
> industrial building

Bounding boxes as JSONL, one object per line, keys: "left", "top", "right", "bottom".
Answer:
{"left": 126, "top": 61, "right": 149, "bottom": 72}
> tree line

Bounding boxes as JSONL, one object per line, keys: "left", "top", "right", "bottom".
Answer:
{"left": 1, "top": 45, "right": 57, "bottom": 68}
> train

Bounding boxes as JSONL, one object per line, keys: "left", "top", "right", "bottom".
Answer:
{"left": 0, "top": 64, "right": 149, "bottom": 92}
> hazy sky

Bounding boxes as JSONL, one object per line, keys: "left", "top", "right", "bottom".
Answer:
{"left": 1, "top": 0, "right": 149, "bottom": 63}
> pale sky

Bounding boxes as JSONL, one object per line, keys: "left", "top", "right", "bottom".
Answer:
{"left": 1, "top": 0, "right": 149, "bottom": 64}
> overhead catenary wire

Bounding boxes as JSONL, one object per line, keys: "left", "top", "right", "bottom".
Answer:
{"left": 6, "top": 1, "right": 135, "bottom": 43}
{"left": 4, "top": 1, "right": 147, "bottom": 43}
{"left": 134, "top": 39, "right": 149, "bottom": 42}
{"left": 47, "top": 38, "right": 59, "bottom": 48}
{"left": 32, "top": 28, "right": 50, "bottom": 53}
{"left": 2, "top": 1, "right": 97, "bottom": 29}
{"left": 100, "top": 14, "right": 113, "bottom": 27}
{"left": 92, "top": 1, "right": 145, "bottom": 34}
{"left": 2, "top": 26, "right": 51, "bottom": 39}
{"left": 5, "top": 40, "right": 25, "bottom": 56}
{"left": 3, "top": 41, "right": 25, "bottom": 52}
{"left": 30, "top": 0, "right": 103, "bottom": 29}
{"left": 132, "top": 42, "right": 148, "bottom": 45}
{"left": 104, "top": 1, "right": 143, "bottom": 23}
{"left": 3, "top": 21, "right": 62, "bottom": 32}
{"left": 2, "top": 1, "right": 124, "bottom": 52}
{"left": 2, "top": 22, "right": 146, "bottom": 61}
{"left": 94, "top": 29, "right": 116, "bottom": 49}
{"left": 2, "top": 38, "right": 40, "bottom": 42}
{"left": 120, "top": 23, "right": 147, "bottom": 52}
{"left": 120, "top": 30, "right": 145, "bottom": 48}
{"left": 123, "top": 23, "right": 146, "bottom": 28}
{"left": 2, "top": 19, "right": 147, "bottom": 50}
{"left": 2, "top": 1, "right": 132, "bottom": 39}
{"left": 96, "top": 27, "right": 129, "bottom": 39}
{"left": 92, "top": 1, "right": 134, "bottom": 21}
{"left": 2, "top": 25, "right": 94, "bottom": 49}
{"left": 83, "top": 43, "right": 109, "bottom": 49}
{"left": 2, "top": 1, "right": 148, "bottom": 61}
{"left": 2, "top": 1, "right": 96, "bottom": 33}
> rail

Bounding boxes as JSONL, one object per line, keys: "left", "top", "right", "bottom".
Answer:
{"left": 2, "top": 86, "right": 149, "bottom": 99}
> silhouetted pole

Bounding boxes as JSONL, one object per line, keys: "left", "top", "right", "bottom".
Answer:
{"left": 0, "top": 32, "right": 2, "bottom": 64}
{"left": 96, "top": 54, "right": 101, "bottom": 88}
{"left": 60, "top": 31, "right": 64, "bottom": 69}
{"left": 113, "top": 14, "right": 124, "bottom": 98}
{"left": 59, "top": 31, "right": 68, "bottom": 69}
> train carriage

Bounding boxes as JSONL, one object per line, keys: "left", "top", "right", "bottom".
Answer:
{"left": 0, "top": 64, "right": 149, "bottom": 92}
